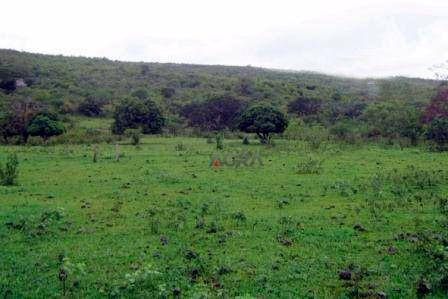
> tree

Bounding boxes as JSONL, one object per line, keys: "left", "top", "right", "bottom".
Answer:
{"left": 362, "top": 102, "right": 423, "bottom": 144}
{"left": 322, "top": 100, "right": 366, "bottom": 123}
{"left": 78, "top": 96, "right": 104, "bottom": 116}
{"left": 421, "top": 85, "right": 448, "bottom": 123}
{"left": 161, "top": 87, "right": 175, "bottom": 98}
{"left": 131, "top": 89, "right": 149, "bottom": 100}
{"left": 235, "top": 78, "right": 254, "bottom": 96}
{"left": 181, "top": 95, "right": 244, "bottom": 131}
{"left": 426, "top": 117, "right": 448, "bottom": 151}
{"left": 27, "top": 111, "right": 65, "bottom": 141}
{"left": 111, "top": 97, "right": 165, "bottom": 135}
{"left": 239, "top": 105, "right": 288, "bottom": 144}
{"left": 0, "top": 106, "right": 13, "bottom": 142}
{"left": 0, "top": 98, "right": 42, "bottom": 143}
{"left": 287, "top": 95, "right": 322, "bottom": 117}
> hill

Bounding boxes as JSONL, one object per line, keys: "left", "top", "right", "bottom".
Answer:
{"left": 0, "top": 49, "right": 439, "bottom": 115}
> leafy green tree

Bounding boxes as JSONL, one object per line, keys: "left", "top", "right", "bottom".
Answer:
{"left": 239, "top": 105, "right": 288, "bottom": 144}
{"left": 27, "top": 111, "right": 65, "bottom": 141}
{"left": 111, "top": 97, "right": 164, "bottom": 135}
{"left": 0, "top": 98, "right": 42, "bottom": 143}
{"left": 78, "top": 96, "right": 104, "bottom": 116}
{"left": 362, "top": 102, "right": 423, "bottom": 144}
{"left": 131, "top": 89, "right": 149, "bottom": 100}
{"left": 426, "top": 117, "right": 448, "bottom": 151}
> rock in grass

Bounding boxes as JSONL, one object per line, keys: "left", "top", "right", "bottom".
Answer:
{"left": 387, "top": 246, "right": 398, "bottom": 254}
{"left": 277, "top": 236, "right": 293, "bottom": 246}
{"left": 353, "top": 223, "right": 366, "bottom": 232}
{"left": 160, "top": 235, "right": 169, "bottom": 246}
{"left": 185, "top": 249, "right": 198, "bottom": 260}
{"left": 172, "top": 287, "right": 181, "bottom": 297}
{"left": 338, "top": 270, "right": 352, "bottom": 280}
{"left": 416, "top": 278, "right": 431, "bottom": 296}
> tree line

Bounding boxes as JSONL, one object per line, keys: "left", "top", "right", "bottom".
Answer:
{"left": 2, "top": 82, "right": 448, "bottom": 149}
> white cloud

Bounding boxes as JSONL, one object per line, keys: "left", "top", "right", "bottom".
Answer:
{"left": 1, "top": 0, "right": 447, "bottom": 78}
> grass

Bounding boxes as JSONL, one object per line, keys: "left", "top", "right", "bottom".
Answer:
{"left": 1, "top": 137, "right": 447, "bottom": 298}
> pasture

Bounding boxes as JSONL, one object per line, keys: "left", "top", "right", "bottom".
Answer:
{"left": 1, "top": 138, "right": 447, "bottom": 298}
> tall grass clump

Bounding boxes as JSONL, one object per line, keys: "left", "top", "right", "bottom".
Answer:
{"left": 296, "top": 155, "right": 323, "bottom": 174}
{"left": 0, "top": 153, "right": 19, "bottom": 186}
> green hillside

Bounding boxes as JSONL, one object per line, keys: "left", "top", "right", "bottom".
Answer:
{"left": 0, "top": 49, "right": 438, "bottom": 114}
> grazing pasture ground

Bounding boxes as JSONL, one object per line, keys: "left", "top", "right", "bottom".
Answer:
{"left": 1, "top": 138, "right": 447, "bottom": 298}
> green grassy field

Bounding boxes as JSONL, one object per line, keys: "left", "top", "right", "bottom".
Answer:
{"left": 1, "top": 137, "right": 448, "bottom": 298}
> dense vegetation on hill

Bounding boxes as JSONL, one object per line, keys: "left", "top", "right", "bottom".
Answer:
{"left": 1, "top": 49, "right": 447, "bottom": 149}
{"left": 0, "top": 49, "right": 438, "bottom": 111}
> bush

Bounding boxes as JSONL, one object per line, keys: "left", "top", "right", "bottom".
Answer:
{"left": 362, "top": 102, "right": 423, "bottom": 144}
{"left": 27, "top": 136, "right": 46, "bottom": 146}
{"left": 329, "top": 121, "right": 359, "bottom": 144}
{"left": 0, "top": 153, "right": 19, "bottom": 186}
{"left": 125, "top": 129, "right": 141, "bottom": 145}
{"left": 287, "top": 95, "right": 322, "bottom": 117}
{"left": 216, "top": 134, "right": 224, "bottom": 150}
{"left": 112, "top": 97, "right": 165, "bottom": 135}
{"left": 296, "top": 155, "right": 323, "bottom": 174}
{"left": 426, "top": 117, "right": 448, "bottom": 151}
{"left": 78, "top": 97, "right": 104, "bottom": 116}
{"left": 27, "top": 111, "right": 65, "bottom": 141}
{"left": 180, "top": 95, "right": 244, "bottom": 131}
{"left": 175, "top": 143, "right": 186, "bottom": 151}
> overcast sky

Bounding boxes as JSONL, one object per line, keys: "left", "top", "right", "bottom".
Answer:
{"left": 1, "top": 0, "right": 447, "bottom": 78}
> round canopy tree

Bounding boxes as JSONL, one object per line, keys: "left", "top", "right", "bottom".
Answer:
{"left": 27, "top": 111, "right": 65, "bottom": 141}
{"left": 111, "top": 97, "right": 165, "bottom": 135}
{"left": 238, "top": 105, "right": 288, "bottom": 144}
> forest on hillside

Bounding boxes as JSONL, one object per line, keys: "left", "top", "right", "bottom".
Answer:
{"left": 1, "top": 49, "right": 447, "bottom": 149}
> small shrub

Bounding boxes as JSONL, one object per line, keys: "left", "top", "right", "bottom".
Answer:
{"left": 242, "top": 135, "right": 250, "bottom": 145}
{"left": 125, "top": 129, "right": 141, "bottom": 145}
{"left": 216, "top": 134, "right": 224, "bottom": 150}
{"left": 59, "top": 257, "right": 86, "bottom": 296}
{"left": 0, "top": 153, "right": 19, "bottom": 186}
{"left": 426, "top": 117, "right": 448, "bottom": 151}
{"left": 175, "top": 143, "right": 186, "bottom": 151}
{"left": 439, "top": 197, "right": 448, "bottom": 217}
{"left": 296, "top": 156, "right": 323, "bottom": 174}
{"left": 27, "top": 136, "right": 46, "bottom": 146}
